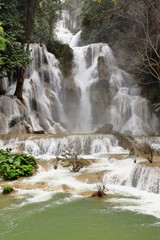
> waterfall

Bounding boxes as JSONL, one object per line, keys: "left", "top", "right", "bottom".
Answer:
{"left": 23, "top": 44, "right": 68, "bottom": 132}
{"left": 0, "top": 44, "right": 68, "bottom": 134}
{"left": 128, "top": 164, "right": 160, "bottom": 194}
{"left": 54, "top": 10, "right": 160, "bottom": 135}
{"left": 1, "top": 133, "right": 160, "bottom": 197}
{"left": 0, "top": 134, "right": 126, "bottom": 156}
{"left": 0, "top": 10, "right": 159, "bottom": 135}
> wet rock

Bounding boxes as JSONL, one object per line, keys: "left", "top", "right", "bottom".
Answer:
{"left": 9, "top": 125, "right": 27, "bottom": 134}
{"left": 33, "top": 130, "right": 45, "bottom": 134}
{"left": 112, "top": 131, "right": 135, "bottom": 153}
{"left": 97, "top": 56, "right": 110, "bottom": 82}
{"left": 61, "top": 76, "right": 80, "bottom": 131}
{"left": 0, "top": 95, "right": 28, "bottom": 134}
{"left": 123, "top": 130, "right": 132, "bottom": 136}
{"left": 53, "top": 184, "right": 76, "bottom": 193}
{"left": 0, "top": 113, "right": 8, "bottom": 134}
{"left": 95, "top": 123, "right": 113, "bottom": 134}
{"left": 0, "top": 78, "right": 9, "bottom": 94}
{"left": 9, "top": 116, "right": 24, "bottom": 128}
{"left": 45, "top": 88, "right": 60, "bottom": 122}
{"left": 89, "top": 56, "right": 111, "bottom": 125}
{"left": 16, "top": 142, "right": 25, "bottom": 152}
{"left": 63, "top": 75, "right": 77, "bottom": 91}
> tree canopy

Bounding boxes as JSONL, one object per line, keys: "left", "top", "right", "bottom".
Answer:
{"left": 0, "top": 0, "right": 63, "bottom": 99}
{"left": 0, "top": 0, "right": 159, "bottom": 107}
{"left": 81, "top": 0, "right": 160, "bottom": 110}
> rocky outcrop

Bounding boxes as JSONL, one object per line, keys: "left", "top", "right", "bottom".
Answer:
{"left": 0, "top": 95, "right": 69, "bottom": 134}
{"left": 112, "top": 131, "right": 135, "bottom": 153}
{"left": 0, "top": 96, "right": 27, "bottom": 134}
{"left": 0, "top": 113, "right": 8, "bottom": 134}
{"left": 97, "top": 56, "right": 110, "bottom": 82}
{"left": 0, "top": 78, "right": 9, "bottom": 94}
{"left": 61, "top": 75, "right": 80, "bottom": 131}
{"left": 89, "top": 56, "right": 111, "bottom": 126}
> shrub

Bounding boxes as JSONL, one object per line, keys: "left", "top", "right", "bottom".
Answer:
{"left": 132, "top": 140, "right": 154, "bottom": 163}
{"left": 2, "top": 186, "right": 14, "bottom": 194}
{"left": 138, "top": 141, "right": 154, "bottom": 163}
{"left": 93, "top": 177, "right": 108, "bottom": 198}
{"left": 0, "top": 149, "right": 37, "bottom": 180}
{"left": 61, "top": 141, "right": 84, "bottom": 173}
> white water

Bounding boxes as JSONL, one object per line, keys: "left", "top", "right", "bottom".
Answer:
{"left": 1, "top": 44, "right": 68, "bottom": 134}
{"left": 1, "top": 134, "right": 160, "bottom": 219}
{"left": 0, "top": 8, "right": 160, "bottom": 220}
{"left": 0, "top": 10, "right": 159, "bottom": 135}
{"left": 54, "top": 10, "right": 159, "bottom": 135}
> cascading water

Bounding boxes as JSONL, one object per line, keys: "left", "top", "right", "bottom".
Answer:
{"left": 54, "top": 10, "right": 160, "bottom": 135}
{"left": 1, "top": 6, "right": 160, "bottom": 239}
{"left": 0, "top": 134, "right": 126, "bottom": 157}
{"left": 1, "top": 133, "right": 160, "bottom": 219}
{"left": 0, "top": 44, "right": 69, "bottom": 134}
{"left": 127, "top": 164, "right": 160, "bottom": 194}
{"left": 0, "top": 10, "right": 160, "bottom": 135}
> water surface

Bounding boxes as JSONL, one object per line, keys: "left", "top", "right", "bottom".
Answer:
{"left": 0, "top": 193, "right": 159, "bottom": 240}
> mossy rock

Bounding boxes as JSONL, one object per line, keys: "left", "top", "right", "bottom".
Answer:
{"left": 2, "top": 186, "right": 14, "bottom": 194}
{"left": 47, "top": 40, "right": 73, "bottom": 77}
{"left": 33, "top": 130, "right": 45, "bottom": 134}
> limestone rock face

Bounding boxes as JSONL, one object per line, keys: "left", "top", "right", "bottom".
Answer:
{"left": 89, "top": 56, "right": 111, "bottom": 126}
{"left": 0, "top": 78, "right": 9, "bottom": 94}
{"left": 0, "top": 95, "right": 69, "bottom": 134}
{"left": 9, "top": 125, "right": 27, "bottom": 134}
{"left": 0, "top": 96, "right": 29, "bottom": 134}
{"left": 61, "top": 75, "right": 80, "bottom": 131}
{"left": 45, "top": 88, "right": 60, "bottom": 122}
{"left": 0, "top": 113, "right": 8, "bottom": 134}
{"left": 97, "top": 56, "right": 110, "bottom": 82}
{"left": 63, "top": 75, "right": 77, "bottom": 91}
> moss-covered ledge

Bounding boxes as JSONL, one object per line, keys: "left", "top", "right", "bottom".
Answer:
{"left": 47, "top": 40, "right": 73, "bottom": 77}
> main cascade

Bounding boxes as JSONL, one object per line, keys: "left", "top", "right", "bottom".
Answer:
{"left": 54, "top": 11, "right": 160, "bottom": 135}
{"left": 0, "top": 11, "right": 159, "bottom": 135}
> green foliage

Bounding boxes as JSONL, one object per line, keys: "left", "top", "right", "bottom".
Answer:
{"left": 0, "top": 42, "right": 30, "bottom": 78}
{"left": 33, "top": 130, "right": 45, "bottom": 134}
{"left": 149, "top": 88, "right": 159, "bottom": 103}
{"left": 0, "top": 23, "right": 5, "bottom": 65}
{"left": 80, "top": 0, "right": 126, "bottom": 45}
{"left": 47, "top": 40, "right": 73, "bottom": 77}
{"left": 2, "top": 185, "right": 14, "bottom": 194}
{"left": 0, "top": 0, "right": 30, "bottom": 78}
{"left": 32, "top": 0, "right": 63, "bottom": 44}
{"left": 0, "top": 23, "right": 5, "bottom": 51}
{"left": 0, "top": 0, "right": 63, "bottom": 81}
{"left": 92, "top": 0, "right": 117, "bottom": 2}
{"left": 0, "top": 149, "right": 37, "bottom": 180}
{"left": 81, "top": 0, "right": 160, "bottom": 110}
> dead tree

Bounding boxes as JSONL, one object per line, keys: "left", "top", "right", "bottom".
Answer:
{"left": 61, "top": 140, "right": 82, "bottom": 173}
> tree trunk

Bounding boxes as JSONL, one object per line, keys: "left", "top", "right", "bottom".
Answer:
{"left": 14, "top": 67, "right": 25, "bottom": 101}
{"left": 14, "top": 0, "right": 41, "bottom": 100}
